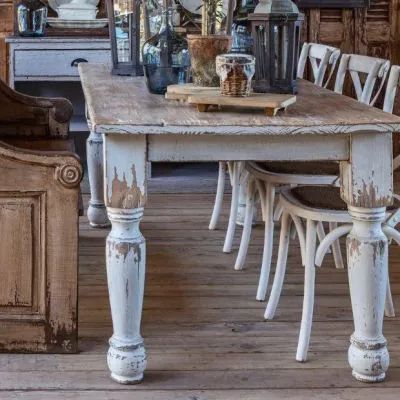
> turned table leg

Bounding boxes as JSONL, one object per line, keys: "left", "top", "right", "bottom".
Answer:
{"left": 87, "top": 129, "right": 110, "bottom": 228}
{"left": 106, "top": 207, "right": 147, "bottom": 383}
{"left": 346, "top": 206, "right": 389, "bottom": 382}
{"left": 104, "top": 134, "right": 148, "bottom": 384}
{"left": 341, "top": 132, "right": 393, "bottom": 382}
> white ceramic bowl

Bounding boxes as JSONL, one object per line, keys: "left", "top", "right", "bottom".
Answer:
{"left": 48, "top": 0, "right": 100, "bottom": 11}
{"left": 57, "top": 8, "right": 99, "bottom": 20}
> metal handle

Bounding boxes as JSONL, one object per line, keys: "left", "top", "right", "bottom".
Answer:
{"left": 71, "top": 58, "right": 88, "bottom": 67}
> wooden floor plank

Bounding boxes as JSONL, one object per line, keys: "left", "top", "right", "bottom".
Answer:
{"left": 5, "top": 389, "right": 400, "bottom": 400}
{"left": 2, "top": 183, "right": 400, "bottom": 398}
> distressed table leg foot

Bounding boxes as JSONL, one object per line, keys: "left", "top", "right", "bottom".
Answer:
{"left": 106, "top": 208, "right": 147, "bottom": 384}
{"left": 347, "top": 206, "right": 389, "bottom": 383}
{"left": 87, "top": 129, "right": 110, "bottom": 228}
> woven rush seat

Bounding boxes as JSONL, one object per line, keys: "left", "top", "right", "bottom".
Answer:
{"left": 290, "top": 186, "right": 400, "bottom": 211}
{"left": 260, "top": 161, "right": 340, "bottom": 176}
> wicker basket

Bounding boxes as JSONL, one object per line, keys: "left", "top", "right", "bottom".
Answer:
{"left": 216, "top": 54, "right": 255, "bottom": 97}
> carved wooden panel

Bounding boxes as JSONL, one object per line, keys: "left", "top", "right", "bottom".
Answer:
{"left": 0, "top": 142, "right": 82, "bottom": 353}
{"left": 0, "top": 198, "right": 37, "bottom": 308}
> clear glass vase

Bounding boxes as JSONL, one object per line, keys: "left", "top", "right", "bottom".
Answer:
{"left": 16, "top": 0, "right": 48, "bottom": 37}
{"left": 142, "top": 7, "right": 190, "bottom": 95}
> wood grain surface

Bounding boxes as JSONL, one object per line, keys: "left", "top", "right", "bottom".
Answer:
{"left": 4, "top": 184, "right": 400, "bottom": 398}
{"left": 80, "top": 63, "right": 400, "bottom": 136}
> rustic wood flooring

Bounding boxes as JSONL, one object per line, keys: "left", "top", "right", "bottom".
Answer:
{"left": 3, "top": 166, "right": 400, "bottom": 399}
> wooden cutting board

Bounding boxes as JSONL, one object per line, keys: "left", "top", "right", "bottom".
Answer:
{"left": 187, "top": 92, "right": 297, "bottom": 116}
{"left": 165, "top": 84, "right": 219, "bottom": 101}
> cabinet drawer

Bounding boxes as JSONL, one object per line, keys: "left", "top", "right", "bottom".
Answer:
{"left": 14, "top": 49, "right": 111, "bottom": 78}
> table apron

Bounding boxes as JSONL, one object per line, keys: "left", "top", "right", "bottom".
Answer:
{"left": 147, "top": 134, "right": 350, "bottom": 162}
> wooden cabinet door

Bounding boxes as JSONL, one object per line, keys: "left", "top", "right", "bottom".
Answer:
{"left": 303, "top": 0, "right": 400, "bottom": 59}
{"left": 302, "top": 1, "right": 400, "bottom": 110}
{"left": 0, "top": 1, "right": 13, "bottom": 81}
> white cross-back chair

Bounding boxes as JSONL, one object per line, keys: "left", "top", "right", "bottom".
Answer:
{"left": 297, "top": 42, "right": 341, "bottom": 88}
{"left": 235, "top": 53, "right": 391, "bottom": 303}
{"left": 263, "top": 65, "right": 400, "bottom": 364}
{"left": 334, "top": 54, "right": 390, "bottom": 106}
{"left": 208, "top": 43, "right": 342, "bottom": 255}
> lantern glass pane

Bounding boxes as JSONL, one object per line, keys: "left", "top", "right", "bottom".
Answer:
{"left": 114, "top": 0, "right": 134, "bottom": 63}
{"left": 273, "top": 23, "right": 289, "bottom": 80}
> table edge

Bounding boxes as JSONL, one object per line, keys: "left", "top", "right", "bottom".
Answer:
{"left": 92, "top": 122, "right": 400, "bottom": 136}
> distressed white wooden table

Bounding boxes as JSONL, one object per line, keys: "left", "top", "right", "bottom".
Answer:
{"left": 80, "top": 63, "right": 400, "bottom": 384}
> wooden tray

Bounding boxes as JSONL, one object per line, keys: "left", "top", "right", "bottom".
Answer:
{"left": 165, "top": 84, "right": 219, "bottom": 101}
{"left": 187, "top": 92, "right": 297, "bottom": 116}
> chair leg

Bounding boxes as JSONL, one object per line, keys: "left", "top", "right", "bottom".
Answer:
{"left": 256, "top": 183, "right": 276, "bottom": 301}
{"left": 264, "top": 212, "right": 291, "bottom": 319}
{"left": 385, "top": 275, "right": 395, "bottom": 318}
{"left": 291, "top": 215, "right": 306, "bottom": 267}
{"left": 235, "top": 177, "right": 257, "bottom": 270}
{"left": 296, "top": 219, "right": 317, "bottom": 362}
{"left": 329, "top": 222, "right": 345, "bottom": 269}
{"left": 223, "top": 162, "right": 242, "bottom": 253}
{"left": 273, "top": 201, "right": 284, "bottom": 222}
{"left": 255, "top": 179, "right": 266, "bottom": 222}
{"left": 209, "top": 162, "right": 227, "bottom": 230}
{"left": 317, "top": 222, "right": 331, "bottom": 254}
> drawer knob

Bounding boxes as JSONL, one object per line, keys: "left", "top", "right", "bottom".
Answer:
{"left": 71, "top": 58, "right": 88, "bottom": 67}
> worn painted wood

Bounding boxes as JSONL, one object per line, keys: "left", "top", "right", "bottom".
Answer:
{"left": 80, "top": 64, "right": 400, "bottom": 136}
{"left": 6, "top": 37, "right": 111, "bottom": 87}
{"left": 6, "top": 188, "right": 400, "bottom": 397}
{"left": 103, "top": 134, "right": 147, "bottom": 383}
{"left": 86, "top": 125, "right": 109, "bottom": 228}
{"left": 79, "top": 63, "right": 400, "bottom": 384}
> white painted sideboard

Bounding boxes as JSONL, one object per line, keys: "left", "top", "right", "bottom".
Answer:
{"left": 6, "top": 37, "right": 111, "bottom": 88}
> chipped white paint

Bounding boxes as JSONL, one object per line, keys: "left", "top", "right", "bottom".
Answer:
{"left": 265, "top": 186, "right": 396, "bottom": 373}
{"left": 148, "top": 135, "right": 350, "bottom": 162}
{"left": 347, "top": 206, "right": 389, "bottom": 382}
{"left": 95, "top": 122, "right": 400, "bottom": 136}
{"left": 104, "top": 134, "right": 148, "bottom": 384}
{"left": 79, "top": 63, "right": 400, "bottom": 384}
{"left": 340, "top": 132, "right": 393, "bottom": 208}
{"left": 106, "top": 208, "right": 147, "bottom": 384}
{"left": 6, "top": 37, "right": 111, "bottom": 87}
{"left": 104, "top": 135, "right": 147, "bottom": 209}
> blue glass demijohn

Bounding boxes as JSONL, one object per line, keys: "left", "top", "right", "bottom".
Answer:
{"left": 16, "top": 0, "right": 48, "bottom": 37}
{"left": 142, "top": 7, "right": 190, "bottom": 94}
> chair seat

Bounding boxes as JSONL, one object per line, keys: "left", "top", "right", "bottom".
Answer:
{"left": 261, "top": 161, "right": 340, "bottom": 176}
{"left": 291, "top": 186, "right": 400, "bottom": 211}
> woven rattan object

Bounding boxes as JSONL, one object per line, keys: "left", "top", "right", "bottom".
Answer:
{"left": 216, "top": 54, "right": 255, "bottom": 97}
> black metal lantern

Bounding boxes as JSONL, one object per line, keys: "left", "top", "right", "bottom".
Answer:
{"left": 106, "top": 0, "right": 143, "bottom": 76}
{"left": 249, "top": 0, "right": 303, "bottom": 94}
